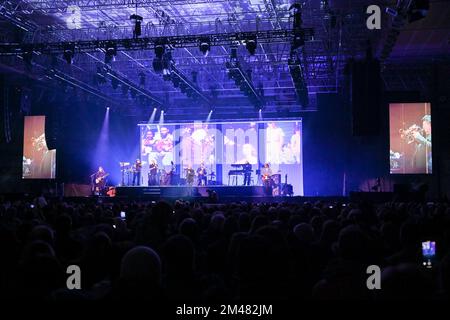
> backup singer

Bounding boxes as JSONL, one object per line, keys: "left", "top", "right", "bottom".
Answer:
{"left": 197, "top": 163, "right": 207, "bottom": 186}
{"left": 132, "top": 159, "right": 142, "bottom": 186}
{"left": 148, "top": 160, "right": 158, "bottom": 185}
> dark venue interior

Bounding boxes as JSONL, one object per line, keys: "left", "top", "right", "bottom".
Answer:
{"left": 1, "top": 0, "right": 450, "bottom": 306}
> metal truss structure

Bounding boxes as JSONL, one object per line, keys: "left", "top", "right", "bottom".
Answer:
{"left": 0, "top": 0, "right": 417, "bottom": 118}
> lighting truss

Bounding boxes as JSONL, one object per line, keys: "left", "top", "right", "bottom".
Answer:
{"left": 226, "top": 59, "right": 264, "bottom": 109}
{"left": 288, "top": 54, "right": 309, "bottom": 108}
{"left": 167, "top": 63, "right": 211, "bottom": 105}
{"left": 49, "top": 69, "right": 120, "bottom": 106}
{"left": 0, "top": 29, "right": 314, "bottom": 55}
{"left": 7, "top": 0, "right": 228, "bottom": 14}
{"left": 101, "top": 65, "right": 164, "bottom": 106}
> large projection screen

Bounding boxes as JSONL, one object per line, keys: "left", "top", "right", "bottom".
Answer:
{"left": 139, "top": 120, "right": 303, "bottom": 195}
{"left": 22, "top": 116, "right": 56, "bottom": 179}
{"left": 389, "top": 103, "right": 432, "bottom": 174}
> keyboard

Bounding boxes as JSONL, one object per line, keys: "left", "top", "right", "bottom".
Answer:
{"left": 228, "top": 169, "right": 253, "bottom": 175}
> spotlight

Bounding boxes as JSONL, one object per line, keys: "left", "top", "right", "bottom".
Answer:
{"left": 105, "top": 42, "right": 117, "bottom": 64}
{"left": 245, "top": 36, "right": 257, "bottom": 55}
{"left": 199, "top": 38, "right": 211, "bottom": 57}
{"left": 63, "top": 43, "right": 75, "bottom": 64}
{"left": 289, "top": 3, "right": 303, "bottom": 30}
{"left": 130, "top": 14, "right": 143, "bottom": 38}
{"left": 155, "top": 42, "right": 165, "bottom": 59}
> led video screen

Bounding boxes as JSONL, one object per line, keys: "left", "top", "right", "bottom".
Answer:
{"left": 389, "top": 103, "right": 432, "bottom": 174}
{"left": 22, "top": 116, "right": 56, "bottom": 179}
{"left": 139, "top": 120, "right": 303, "bottom": 195}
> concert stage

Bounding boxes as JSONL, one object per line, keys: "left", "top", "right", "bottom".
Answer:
{"left": 114, "top": 185, "right": 272, "bottom": 200}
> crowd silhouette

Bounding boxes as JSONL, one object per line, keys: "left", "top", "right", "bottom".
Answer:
{"left": 1, "top": 195, "right": 449, "bottom": 300}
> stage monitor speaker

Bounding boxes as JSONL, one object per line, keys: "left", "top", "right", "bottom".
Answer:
{"left": 350, "top": 59, "right": 381, "bottom": 136}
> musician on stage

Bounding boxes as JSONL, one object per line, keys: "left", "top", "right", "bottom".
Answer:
{"left": 261, "top": 163, "right": 273, "bottom": 195}
{"left": 243, "top": 161, "right": 252, "bottom": 186}
{"left": 132, "top": 159, "right": 142, "bottom": 186}
{"left": 197, "top": 162, "right": 207, "bottom": 186}
{"left": 149, "top": 159, "right": 158, "bottom": 185}
{"left": 186, "top": 165, "right": 195, "bottom": 186}
{"left": 262, "top": 163, "right": 273, "bottom": 184}
{"left": 169, "top": 161, "right": 176, "bottom": 185}
{"left": 93, "top": 166, "right": 108, "bottom": 195}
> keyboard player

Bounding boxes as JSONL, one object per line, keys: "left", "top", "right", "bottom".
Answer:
{"left": 243, "top": 161, "right": 252, "bottom": 186}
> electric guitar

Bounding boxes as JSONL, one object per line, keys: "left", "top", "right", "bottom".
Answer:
{"left": 95, "top": 173, "right": 109, "bottom": 184}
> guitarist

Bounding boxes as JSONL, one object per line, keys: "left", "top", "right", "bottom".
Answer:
{"left": 148, "top": 159, "right": 158, "bottom": 185}
{"left": 197, "top": 162, "right": 207, "bottom": 186}
{"left": 261, "top": 163, "right": 273, "bottom": 195}
{"left": 94, "top": 166, "right": 108, "bottom": 195}
{"left": 132, "top": 159, "right": 142, "bottom": 186}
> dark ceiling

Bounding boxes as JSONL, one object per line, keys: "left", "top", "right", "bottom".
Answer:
{"left": 0, "top": 0, "right": 449, "bottom": 120}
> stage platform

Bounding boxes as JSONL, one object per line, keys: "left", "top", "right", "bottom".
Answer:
{"left": 114, "top": 185, "right": 271, "bottom": 200}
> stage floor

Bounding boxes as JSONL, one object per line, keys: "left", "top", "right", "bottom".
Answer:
{"left": 114, "top": 185, "right": 272, "bottom": 199}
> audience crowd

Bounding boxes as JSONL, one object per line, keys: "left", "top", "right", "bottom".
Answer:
{"left": 1, "top": 195, "right": 450, "bottom": 300}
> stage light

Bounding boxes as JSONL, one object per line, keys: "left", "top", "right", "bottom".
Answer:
{"left": 199, "top": 38, "right": 210, "bottom": 57}
{"left": 155, "top": 42, "right": 165, "bottom": 59}
{"left": 130, "top": 14, "right": 143, "bottom": 38}
{"left": 245, "top": 36, "right": 257, "bottom": 55}
{"left": 63, "top": 43, "right": 75, "bottom": 64}
{"left": 105, "top": 42, "right": 116, "bottom": 64}
{"left": 289, "top": 3, "right": 303, "bottom": 30}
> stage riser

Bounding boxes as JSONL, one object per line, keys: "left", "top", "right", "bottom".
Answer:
{"left": 115, "top": 186, "right": 269, "bottom": 198}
